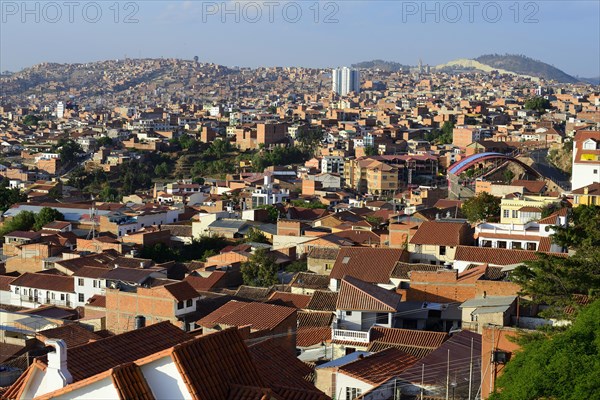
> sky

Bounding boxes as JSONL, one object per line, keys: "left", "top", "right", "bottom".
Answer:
{"left": 1, "top": 0, "right": 599, "bottom": 77}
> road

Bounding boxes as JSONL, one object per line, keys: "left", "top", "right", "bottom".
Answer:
{"left": 529, "top": 148, "right": 571, "bottom": 189}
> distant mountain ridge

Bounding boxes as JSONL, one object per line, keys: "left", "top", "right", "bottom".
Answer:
{"left": 351, "top": 60, "right": 410, "bottom": 72}
{"left": 474, "top": 54, "right": 579, "bottom": 83}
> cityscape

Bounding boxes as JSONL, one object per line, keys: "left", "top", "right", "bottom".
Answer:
{"left": 0, "top": 1, "right": 599, "bottom": 400}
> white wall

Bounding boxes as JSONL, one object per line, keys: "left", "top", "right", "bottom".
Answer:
{"left": 141, "top": 356, "right": 191, "bottom": 400}
{"left": 49, "top": 377, "right": 120, "bottom": 400}
{"left": 572, "top": 163, "right": 600, "bottom": 190}
{"left": 74, "top": 277, "right": 106, "bottom": 305}
{"left": 336, "top": 372, "right": 373, "bottom": 400}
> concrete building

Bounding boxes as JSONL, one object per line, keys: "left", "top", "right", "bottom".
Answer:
{"left": 332, "top": 67, "right": 360, "bottom": 96}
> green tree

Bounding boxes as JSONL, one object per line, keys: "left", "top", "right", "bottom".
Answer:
{"left": 33, "top": 207, "right": 64, "bottom": 230}
{"left": 285, "top": 259, "right": 308, "bottom": 273}
{"left": 139, "top": 242, "right": 180, "bottom": 263}
{"left": 364, "top": 145, "right": 378, "bottom": 156}
{"left": 257, "top": 205, "right": 280, "bottom": 223}
{"left": 438, "top": 121, "right": 454, "bottom": 144}
{"left": 461, "top": 192, "right": 501, "bottom": 223}
{"left": 524, "top": 96, "right": 551, "bottom": 112}
{"left": 1, "top": 211, "right": 36, "bottom": 235}
{"left": 290, "top": 200, "right": 327, "bottom": 209}
{"left": 154, "top": 162, "right": 170, "bottom": 178}
{"left": 241, "top": 249, "right": 279, "bottom": 287}
{"left": 244, "top": 227, "right": 269, "bottom": 244}
{"left": 503, "top": 169, "right": 515, "bottom": 184}
{"left": 57, "top": 139, "right": 83, "bottom": 165}
{"left": 0, "top": 181, "right": 27, "bottom": 212}
{"left": 510, "top": 205, "right": 600, "bottom": 318}
{"left": 97, "top": 136, "right": 113, "bottom": 147}
{"left": 365, "top": 216, "right": 383, "bottom": 226}
{"left": 99, "top": 183, "right": 119, "bottom": 202}
{"left": 490, "top": 299, "right": 600, "bottom": 400}
{"left": 22, "top": 115, "right": 40, "bottom": 126}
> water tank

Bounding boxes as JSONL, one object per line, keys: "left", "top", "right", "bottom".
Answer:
{"left": 134, "top": 315, "right": 146, "bottom": 330}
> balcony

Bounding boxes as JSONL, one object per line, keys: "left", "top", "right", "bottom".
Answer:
{"left": 332, "top": 328, "right": 370, "bottom": 343}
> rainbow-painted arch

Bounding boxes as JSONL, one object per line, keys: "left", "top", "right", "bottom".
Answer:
{"left": 447, "top": 152, "right": 541, "bottom": 177}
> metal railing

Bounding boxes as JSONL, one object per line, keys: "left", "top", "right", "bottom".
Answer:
{"left": 331, "top": 328, "right": 370, "bottom": 343}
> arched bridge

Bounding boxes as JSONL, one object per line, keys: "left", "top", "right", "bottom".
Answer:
{"left": 447, "top": 152, "right": 541, "bottom": 178}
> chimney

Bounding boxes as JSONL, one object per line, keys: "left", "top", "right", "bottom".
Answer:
{"left": 134, "top": 315, "right": 146, "bottom": 329}
{"left": 584, "top": 186, "right": 589, "bottom": 195}
{"left": 42, "top": 339, "right": 73, "bottom": 393}
{"left": 114, "top": 264, "right": 119, "bottom": 268}
{"left": 140, "top": 261, "right": 145, "bottom": 269}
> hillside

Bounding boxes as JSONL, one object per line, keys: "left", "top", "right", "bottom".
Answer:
{"left": 352, "top": 60, "right": 410, "bottom": 72}
{"left": 475, "top": 54, "right": 579, "bottom": 83}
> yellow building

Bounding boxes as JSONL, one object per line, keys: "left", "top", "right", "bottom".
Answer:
{"left": 572, "top": 183, "right": 600, "bottom": 207}
{"left": 500, "top": 194, "right": 562, "bottom": 224}
{"left": 344, "top": 157, "right": 398, "bottom": 195}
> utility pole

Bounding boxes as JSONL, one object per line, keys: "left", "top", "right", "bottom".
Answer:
{"left": 420, "top": 364, "right": 425, "bottom": 400}
{"left": 446, "top": 349, "right": 450, "bottom": 400}
{"left": 468, "top": 337, "right": 474, "bottom": 400}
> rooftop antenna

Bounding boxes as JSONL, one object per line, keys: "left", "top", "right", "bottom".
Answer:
{"left": 86, "top": 204, "right": 98, "bottom": 240}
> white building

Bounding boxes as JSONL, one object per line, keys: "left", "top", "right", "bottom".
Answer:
{"left": 251, "top": 174, "right": 289, "bottom": 208}
{"left": 56, "top": 102, "right": 65, "bottom": 119}
{"left": 572, "top": 130, "right": 600, "bottom": 190}
{"left": 9, "top": 273, "right": 83, "bottom": 309}
{"left": 321, "top": 156, "right": 345, "bottom": 175}
{"left": 332, "top": 67, "right": 360, "bottom": 96}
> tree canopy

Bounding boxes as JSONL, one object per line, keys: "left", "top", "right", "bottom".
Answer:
{"left": 241, "top": 249, "right": 279, "bottom": 287}
{"left": 490, "top": 299, "right": 600, "bottom": 400}
{"left": 244, "top": 227, "right": 269, "bottom": 244}
{"left": 0, "top": 179, "right": 27, "bottom": 212}
{"left": 524, "top": 96, "right": 551, "bottom": 112}
{"left": 461, "top": 192, "right": 501, "bottom": 223}
{"left": 33, "top": 207, "right": 64, "bottom": 230}
{"left": 510, "top": 205, "right": 600, "bottom": 319}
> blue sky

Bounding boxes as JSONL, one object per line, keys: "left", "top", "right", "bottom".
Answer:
{"left": 1, "top": 1, "right": 599, "bottom": 77}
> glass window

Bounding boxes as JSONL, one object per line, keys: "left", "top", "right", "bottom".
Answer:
{"left": 345, "top": 311, "right": 352, "bottom": 316}
{"left": 439, "top": 246, "right": 446, "bottom": 256}
{"left": 78, "top": 278, "right": 84, "bottom": 286}
{"left": 512, "top": 210, "right": 518, "bottom": 218}
{"left": 78, "top": 293, "right": 84, "bottom": 302}
{"left": 346, "top": 387, "right": 362, "bottom": 400}
{"left": 503, "top": 210, "right": 510, "bottom": 218}
{"left": 186, "top": 299, "right": 192, "bottom": 307}
{"left": 376, "top": 313, "right": 388, "bottom": 324}
{"left": 177, "top": 301, "right": 184, "bottom": 310}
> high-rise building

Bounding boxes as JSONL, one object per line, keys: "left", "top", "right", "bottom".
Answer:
{"left": 332, "top": 67, "right": 360, "bottom": 96}
{"left": 56, "top": 101, "right": 65, "bottom": 119}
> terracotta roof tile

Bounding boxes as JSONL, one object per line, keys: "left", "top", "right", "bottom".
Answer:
{"left": 226, "top": 385, "right": 275, "bottom": 400}
{"left": 198, "top": 301, "right": 296, "bottom": 332}
{"left": 366, "top": 341, "right": 435, "bottom": 359}
{"left": 307, "top": 247, "right": 340, "bottom": 260}
{"left": 329, "top": 247, "right": 405, "bottom": 283}
{"left": 171, "top": 328, "right": 265, "bottom": 400}
{"left": 391, "top": 262, "right": 440, "bottom": 279}
{"left": 268, "top": 292, "right": 312, "bottom": 309}
{"left": 235, "top": 285, "right": 274, "bottom": 302}
{"left": 10, "top": 272, "right": 74, "bottom": 292}
{"left": 111, "top": 362, "right": 155, "bottom": 400}
{"left": 289, "top": 273, "right": 330, "bottom": 291}
{"left": 160, "top": 280, "right": 199, "bottom": 301}
{"left": 249, "top": 339, "right": 319, "bottom": 394}
{"left": 409, "top": 221, "right": 471, "bottom": 246}
{"left": 369, "top": 326, "right": 449, "bottom": 351}
{"left": 454, "top": 245, "right": 567, "bottom": 266}
{"left": 339, "top": 348, "right": 419, "bottom": 385}
{"left": 38, "top": 324, "right": 102, "bottom": 348}
{"left": 65, "top": 321, "right": 190, "bottom": 382}
{"left": 0, "top": 275, "right": 16, "bottom": 291}
{"left": 306, "top": 291, "right": 338, "bottom": 312}
{"left": 298, "top": 311, "right": 334, "bottom": 328}
{"left": 336, "top": 276, "right": 402, "bottom": 312}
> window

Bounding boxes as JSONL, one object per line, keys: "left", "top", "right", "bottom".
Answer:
{"left": 186, "top": 299, "right": 192, "bottom": 307}
{"left": 78, "top": 278, "right": 84, "bottom": 286}
{"left": 503, "top": 210, "right": 509, "bottom": 218}
{"left": 60, "top": 294, "right": 65, "bottom": 301}
{"left": 497, "top": 241, "right": 507, "bottom": 249}
{"left": 177, "top": 301, "right": 184, "bottom": 310}
{"left": 512, "top": 242, "right": 522, "bottom": 250}
{"left": 14, "top": 287, "right": 19, "bottom": 294}
{"left": 346, "top": 387, "right": 362, "bottom": 399}
{"left": 345, "top": 347, "right": 356, "bottom": 356}
{"left": 78, "top": 293, "right": 84, "bottom": 302}
{"left": 439, "top": 246, "right": 446, "bottom": 256}
{"left": 93, "top": 280, "right": 98, "bottom": 288}
{"left": 325, "top": 263, "right": 332, "bottom": 270}
{"left": 415, "top": 244, "right": 422, "bottom": 253}
{"left": 512, "top": 210, "right": 518, "bottom": 218}
{"left": 376, "top": 313, "right": 388, "bottom": 324}
{"left": 345, "top": 311, "right": 352, "bottom": 316}
{"left": 527, "top": 242, "right": 537, "bottom": 251}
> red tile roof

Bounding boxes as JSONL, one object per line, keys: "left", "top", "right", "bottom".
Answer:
{"left": 38, "top": 324, "right": 102, "bottom": 348}
{"left": 64, "top": 321, "right": 191, "bottom": 382}
{"left": 454, "top": 245, "right": 567, "bottom": 266}
{"left": 160, "top": 280, "right": 199, "bottom": 301}
{"left": 329, "top": 247, "right": 405, "bottom": 284}
{"left": 111, "top": 362, "right": 155, "bottom": 400}
{"left": 10, "top": 272, "right": 74, "bottom": 292}
{"left": 369, "top": 326, "right": 449, "bottom": 351}
{"left": 409, "top": 221, "right": 471, "bottom": 246}
{"left": 306, "top": 291, "right": 338, "bottom": 312}
{"left": 268, "top": 292, "right": 312, "bottom": 309}
{"left": 198, "top": 301, "right": 297, "bottom": 332}
{"left": 339, "top": 348, "right": 419, "bottom": 385}
{"left": 336, "top": 276, "right": 402, "bottom": 312}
